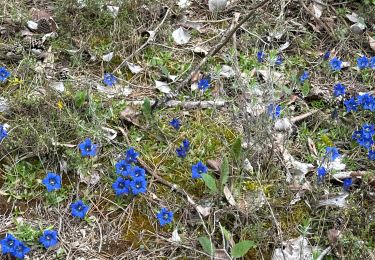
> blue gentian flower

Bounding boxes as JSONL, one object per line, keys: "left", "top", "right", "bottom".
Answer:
{"left": 131, "top": 166, "right": 146, "bottom": 179}
{"left": 323, "top": 51, "right": 330, "bottom": 60}
{"left": 352, "top": 130, "right": 362, "bottom": 141}
{"left": 329, "top": 57, "right": 343, "bottom": 71}
{"left": 115, "top": 160, "right": 132, "bottom": 176}
{"left": 156, "top": 208, "right": 173, "bottom": 226}
{"left": 333, "top": 83, "right": 345, "bottom": 97}
{"left": 125, "top": 147, "right": 139, "bottom": 164}
{"left": 130, "top": 177, "right": 147, "bottom": 195}
{"left": 182, "top": 139, "right": 190, "bottom": 151}
{"left": 39, "top": 230, "right": 58, "bottom": 249}
{"left": 300, "top": 71, "right": 309, "bottom": 83}
{"left": 257, "top": 51, "right": 265, "bottom": 62}
{"left": 191, "top": 161, "right": 208, "bottom": 179}
{"left": 198, "top": 78, "right": 210, "bottom": 91}
{"left": 0, "top": 67, "right": 11, "bottom": 82}
{"left": 103, "top": 73, "right": 117, "bottom": 87}
{"left": 169, "top": 118, "right": 181, "bottom": 130}
{"left": 267, "top": 104, "right": 281, "bottom": 119}
{"left": 369, "top": 57, "right": 375, "bottom": 69}
{"left": 275, "top": 55, "right": 282, "bottom": 65}
{"left": 1, "top": 234, "right": 17, "bottom": 255}
{"left": 358, "top": 137, "right": 374, "bottom": 150}
{"left": 70, "top": 200, "right": 89, "bottom": 219}
{"left": 343, "top": 178, "right": 352, "bottom": 191}
{"left": 12, "top": 241, "right": 30, "bottom": 259}
{"left": 78, "top": 138, "right": 97, "bottom": 157}
{"left": 317, "top": 167, "right": 326, "bottom": 182}
{"left": 0, "top": 124, "right": 8, "bottom": 141}
{"left": 362, "top": 124, "right": 375, "bottom": 139}
{"left": 176, "top": 139, "right": 190, "bottom": 158}
{"left": 42, "top": 172, "right": 62, "bottom": 192}
{"left": 325, "top": 147, "right": 340, "bottom": 161}
{"left": 176, "top": 146, "right": 187, "bottom": 158}
{"left": 343, "top": 97, "right": 358, "bottom": 112}
{"left": 368, "top": 150, "right": 375, "bottom": 160}
{"left": 357, "top": 93, "right": 375, "bottom": 111}
{"left": 357, "top": 56, "right": 369, "bottom": 70}
{"left": 112, "top": 177, "right": 131, "bottom": 196}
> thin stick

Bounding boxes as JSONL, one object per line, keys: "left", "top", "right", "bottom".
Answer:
{"left": 113, "top": 8, "right": 170, "bottom": 73}
{"left": 178, "top": 0, "right": 273, "bottom": 89}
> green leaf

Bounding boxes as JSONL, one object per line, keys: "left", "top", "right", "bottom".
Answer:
{"left": 231, "top": 138, "right": 242, "bottom": 160}
{"left": 221, "top": 225, "right": 232, "bottom": 243}
{"left": 301, "top": 81, "right": 310, "bottom": 97}
{"left": 202, "top": 173, "right": 218, "bottom": 193}
{"left": 231, "top": 240, "right": 255, "bottom": 258}
{"left": 220, "top": 156, "right": 229, "bottom": 187}
{"left": 74, "top": 91, "right": 86, "bottom": 108}
{"left": 198, "top": 236, "right": 215, "bottom": 255}
{"left": 142, "top": 98, "right": 152, "bottom": 122}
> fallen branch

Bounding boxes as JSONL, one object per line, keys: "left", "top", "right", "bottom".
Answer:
{"left": 113, "top": 8, "right": 170, "bottom": 73}
{"left": 291, "top": 110, "right": 318, "bottom": 123}
{"left": 128, "top": 99, "right": 229, "bottom": 109}
{"left": 178, "top": 0, "right": 273, "bottom": 89}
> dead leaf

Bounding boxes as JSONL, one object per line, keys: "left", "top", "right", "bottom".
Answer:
{"left": 187, "top": 195, "right": 211, "bottom": 217}
{"left": 26, "top": 21, "right": 38, "bottom": 31}
{"left": 369, "top": 36, "right": 375, "bottom": 52}
{"left": 171, "top": 228, "right": 181, "bottom": 242}
{"left": 274, "top": 118, "right": 292, "bottom": 132}
{"left": 214, "top": 249, "right": 231, "bottom": 260}
{"left": 101, "top": 126, "right": 117, "bottom": 140}
{"left": 223, "top": 185, "right": 236, "bottom": 206}
{"left": 272, "top": 236, "right": 313, "bottom": 260}
{"left": 155, "top": 80, "right": 171, "bottom": 94}
{"left": 120, "top": 106, "right": 141, "bottom": 125}
{"left": 327, "top": 229, "right": 341, "bottom": 245}
{"left": 177, "top": 0, "right": 191, "bottom": 8}
{"left": 318, "top": 193, "right": 348, "bottom": 208}
{"left": 208, "top": 0, "right": 228, "bottom": 12}
{"left": 322, "top": 157, "right": 346, "bottom": 171}
{"left": 102, "top": 52, "right": 114, "bottom": 62}
{"left": 172, "top": 27, "right": 191, "bottom": 45}
{"left": 257, "top": 69, "right": 287, "bottom": 84}
{"left": 207, "top": 159, "right": 221, "bottom": 172}
{"left": 346, "top": 12, "right": 360, "bottom": 23}
{"left": 243, "top": 158, "right": 253, "bottom": 173}
{"left": 193, "top": 46, "right": 209, "bottom": 56}
{"left": 220, "top": 65, "right": 235, "bottom": 78}
{"left": 80, "top": 171, "right": 100, "bottom": 185}
{"left": 191, "top": 71, "right": 201, "bottom": 83}
{"left": 50, "top": 81, "right": 65, "bottom": 93}
{"left": 311, "top": 2, "right": 324, "bottom": 18}
{"left": 126, "top": 62, "right": 143, "bottom": 74}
